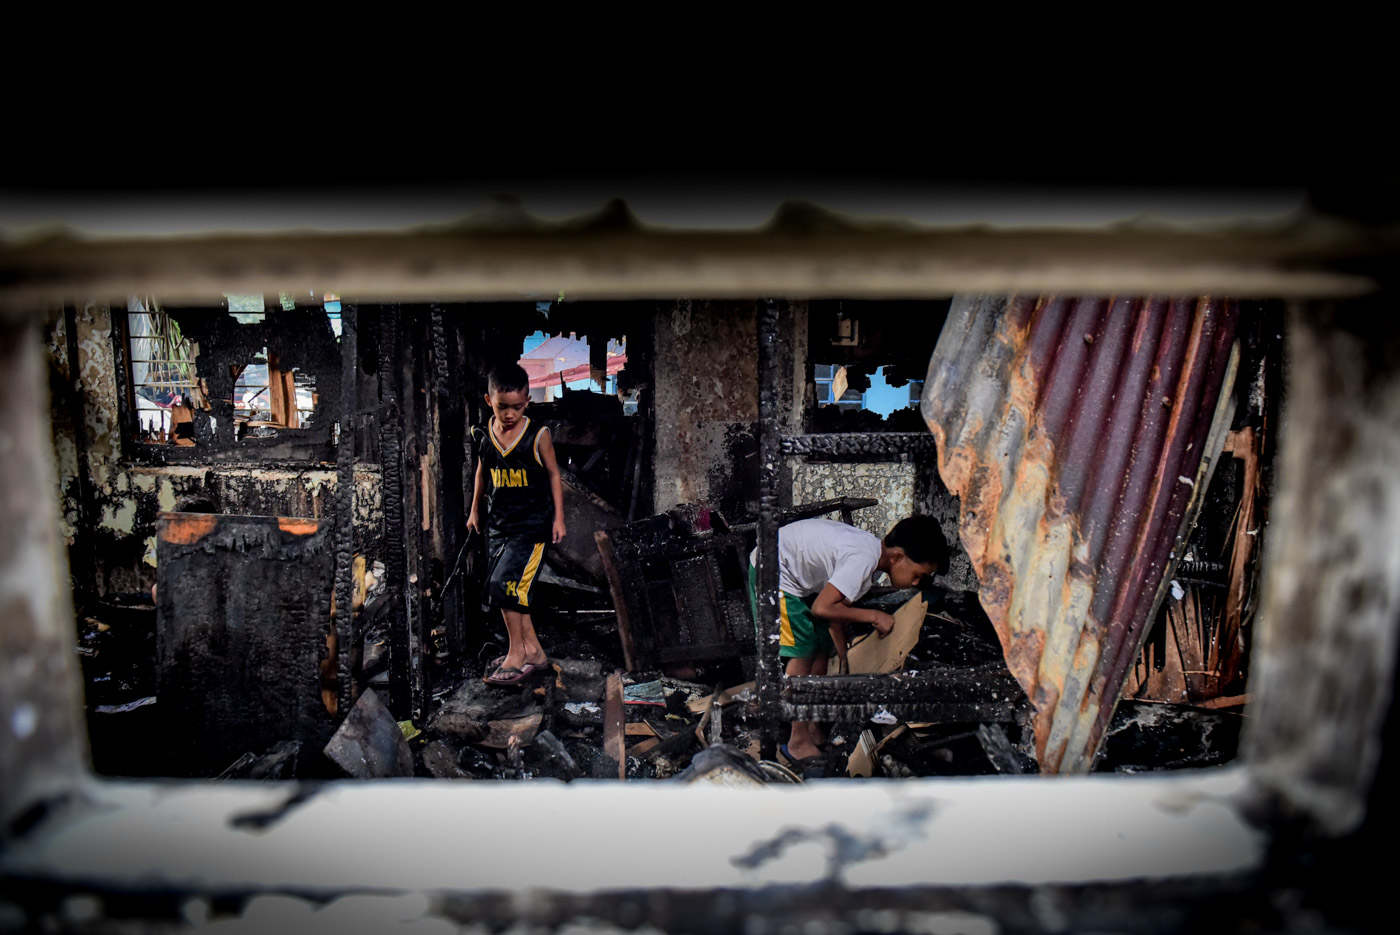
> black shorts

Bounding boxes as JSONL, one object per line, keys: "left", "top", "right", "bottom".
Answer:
{"left": 485, "top": 535, "right": 547, "bottom": 611}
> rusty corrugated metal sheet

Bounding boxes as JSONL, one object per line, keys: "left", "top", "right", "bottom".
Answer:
{"left": 922, "top": 295, "right": 1239, "bottom": 773}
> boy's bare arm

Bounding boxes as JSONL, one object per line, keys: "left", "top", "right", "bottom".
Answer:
{"left": 829, "top": 621, "right": 850, "bottom": 674}
{"left": 466, "top": 459, "right": 485, "bottom": 534}
{"left": 811, "top": 583, "right": 896, "bottom": 638}
{"left": 537, "top": 428, "right": 567, "bottom": 543}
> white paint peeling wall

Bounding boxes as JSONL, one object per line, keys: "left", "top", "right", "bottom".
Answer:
{"left": 791, "top": 460, "right": 917, "bottom": 538}
{"left": 44, "top": 306, "right": 385, "bottom": 595}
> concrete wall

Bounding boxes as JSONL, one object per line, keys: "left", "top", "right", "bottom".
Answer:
{"left": 1, "top": 318, "right": 89, "bottom": 825}
{"left": 651, "top": 300, "right": 805, "bottom": 519}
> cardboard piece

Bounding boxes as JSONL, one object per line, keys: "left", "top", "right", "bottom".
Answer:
{"left": 840, "top": 592, "right": 929, "bottom": 675}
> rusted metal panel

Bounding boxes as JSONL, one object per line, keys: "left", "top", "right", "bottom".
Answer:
{"left": 923, "top": 295, "right": 1239, "bottom": 773}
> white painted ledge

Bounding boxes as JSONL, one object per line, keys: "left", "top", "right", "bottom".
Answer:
{"left": 1, "top": 767, "right": 1265, "bottom": 897}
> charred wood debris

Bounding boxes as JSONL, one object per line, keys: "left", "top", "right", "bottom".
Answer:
{"left": 73, "top": 307, "right": 1268, "bottom": 785}
{"left": 79, "top": 505, "right": 1243, "bottom": 786}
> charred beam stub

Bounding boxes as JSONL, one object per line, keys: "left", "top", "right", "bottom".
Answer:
{"left": 780, "top": 433, "right": 940, "bottom": 458}
{"left": 729, "top": 497, "right": 879, "bottom": 534}
{"left": 782, "top": 667, "right": 1027, "bottom": 725}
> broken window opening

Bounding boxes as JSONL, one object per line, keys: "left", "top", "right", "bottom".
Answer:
{"left": 126, "top": 302, "right": 205, "bottom": 445}
{"left": 814, "top": 364, "right": 924, "bottom": 416}
{"left": 119, "top": 297, "right": 342, "bottom": 459}
{"left": 231, "top": 350, "right": 317, "bottom": 436}
{"left": 519, "top": 331, "right": 628, "bottom": 405}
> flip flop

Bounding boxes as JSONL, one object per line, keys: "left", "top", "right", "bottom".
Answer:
{"left": 517, "top": 660, "right": 550, "bottom": 680}
{"left": 483, "top": 665, "right": 526, "bottom": 686}
{"left": 779, "top": 744, "right": 824, "bottom": 770}
{"left": 482, "top": 659, "right": 551, "bottom": 687}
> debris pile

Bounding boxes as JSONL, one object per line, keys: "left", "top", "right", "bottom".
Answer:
{"left": 77, "top": 503, "right": 1246, "bottom": 783}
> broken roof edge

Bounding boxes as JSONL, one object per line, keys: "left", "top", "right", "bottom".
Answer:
{"left": 0, "top": 185, "right": 1321, "bottom": 242}
{"left": 0, "top": 215, "right": 1385, "bottom": 313}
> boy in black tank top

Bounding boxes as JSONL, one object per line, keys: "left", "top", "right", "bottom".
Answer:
{"left": 468, "top": 363, "right": 567, "bottom": 686}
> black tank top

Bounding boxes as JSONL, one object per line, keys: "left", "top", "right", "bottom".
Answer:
{"left": 472, "top": 417, "right": 553, "bottom": 538}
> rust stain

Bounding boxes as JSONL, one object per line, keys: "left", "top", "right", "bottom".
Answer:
{"left": 159, "top": 513, "right": 218, "bottom": 544}
{"left": 922, "top": 295, "right": 1239, "bottom": 772}
{"left": 277, "top": 518, "right": 321, "bottom": 536}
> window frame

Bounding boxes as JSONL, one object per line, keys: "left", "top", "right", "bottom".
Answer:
{"left": 114, "top": 305, "right": 340, "bottom": 465}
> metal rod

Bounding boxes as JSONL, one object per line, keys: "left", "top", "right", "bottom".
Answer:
{"left": 756, "top": 299, "right": 783, "bottom": 762}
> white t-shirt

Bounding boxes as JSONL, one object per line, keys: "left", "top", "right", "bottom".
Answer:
{"left": 749, "top": 518, "right": 885, "bottom": 602}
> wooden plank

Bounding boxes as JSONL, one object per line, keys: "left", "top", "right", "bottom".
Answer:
{"left": 1196, "top": 693, "right": 1252, "bottom": 710}
{"left": 686, "top": 680, "right": 756, "bottom": 715}
{"left": 604, "top": 670, "right": 626, "bottom": 780}
{"left": 846, "top": 729, "right": 878, "bottom": 778}
{"left": 1218, "top": 427, "right": 1260, "bottom": 686}
{"left": 479, "top": 712, "right": 543, "bottom": 749}
{"left": 594, "top": 532, "right": 638, "bottom": 672}
{"left": 694, "top": 699, "right": 713, "bottom": 749}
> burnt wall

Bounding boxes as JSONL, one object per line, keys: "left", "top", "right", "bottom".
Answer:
{"left": 46, "top": 304, "right": 384, "bottom": 602}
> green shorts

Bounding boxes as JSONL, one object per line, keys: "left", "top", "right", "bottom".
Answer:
{"left": 747, "top": 564, "right": 834, "bottom": 660}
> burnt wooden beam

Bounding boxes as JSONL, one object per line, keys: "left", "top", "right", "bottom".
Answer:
{"left": 756, "top": 299, "right": 783, "bottom": 762}
{"left": 780, "top": 433, "right": 940, "bottom": 458}
{"left": 728, "top": 497, "right": 880, "bottom": 537}
{"left": 603, "top": 671, "right": 625, "bottom": 780}
{"left": 782, "top": 666, "right": 1027, "bottom": 725}
{"left": 431, "top": 306, "right": 469, "bottom": 661}
{"left": 406, "top": 307, "right": 431, "bottom": 723}
{"left": 377, "top": 305, "right": 411, "bottom": 719}
{"left": 333, "top": 304, "right": 359, "bottom": 714}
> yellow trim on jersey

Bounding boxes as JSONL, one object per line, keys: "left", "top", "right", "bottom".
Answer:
{"left": 490, "top": 416, "right": 530, "bottom": 458}
{"left": 517, "top": 542, "right": 545, "bottom": 608}
{"left": 532, "top": 426, "right": 546, "bottom": 467}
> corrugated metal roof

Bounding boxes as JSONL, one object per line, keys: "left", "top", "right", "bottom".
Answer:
{"left": 923, "top": 295, "right": 1239, "bottom": 773}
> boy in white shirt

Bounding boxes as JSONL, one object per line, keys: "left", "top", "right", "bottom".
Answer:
{"left": 748, "top": 514, "right": 949, "bottom": 763}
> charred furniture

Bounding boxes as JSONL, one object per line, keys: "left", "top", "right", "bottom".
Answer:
{"left": 595, "top": 497, "right": 880, "bottom": 674}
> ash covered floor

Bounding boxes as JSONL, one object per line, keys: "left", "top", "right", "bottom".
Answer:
{"left": 75, "top": 581, "right": 1243, "bottom": 784}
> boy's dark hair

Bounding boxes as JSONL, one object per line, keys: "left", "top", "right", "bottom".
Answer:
{"left": 487, "top": 362, "right": 530, "bottom": 396}
{"left": 884, "top": 515, "right": 949, "bottom": 572}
